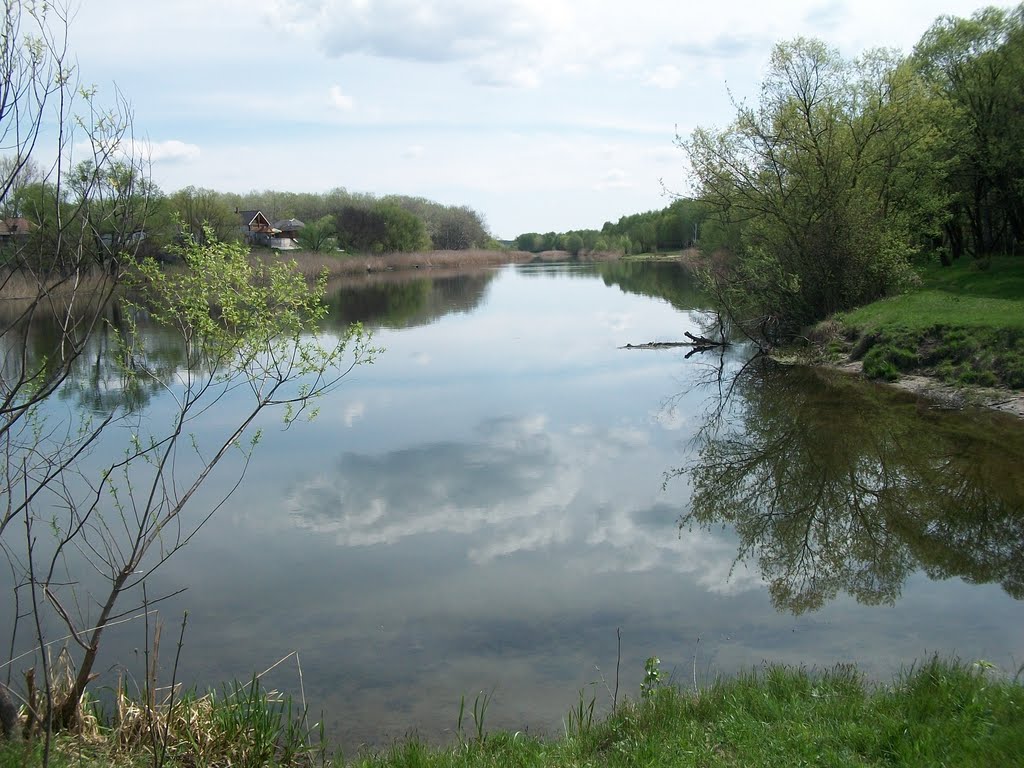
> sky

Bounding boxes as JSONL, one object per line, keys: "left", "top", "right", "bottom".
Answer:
{"left": 59, "top": 0, "right": 1010, "bottom": 240}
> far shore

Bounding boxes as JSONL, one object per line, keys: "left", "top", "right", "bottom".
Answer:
{"left": 266, "top": 247, "right": 629, "bottom": 281}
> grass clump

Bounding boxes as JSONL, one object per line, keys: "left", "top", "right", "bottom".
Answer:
{"left": 848, "top": 326, "right": 1024, "bottom": 387}
{"left": 0, "top": 676, "right": 324, "bottom": 768}
{"left": 861, "top": 341, "right": 918, "bottom": 381}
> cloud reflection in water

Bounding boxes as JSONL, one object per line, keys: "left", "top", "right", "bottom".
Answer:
{"left": 287, "top": 414, "right": 760, "bottom": 594}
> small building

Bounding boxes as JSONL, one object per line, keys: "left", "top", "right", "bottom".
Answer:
{"left": 273, "top": 219, "right": 304, "bottom": 238}
{"left": 270, "top": 218, "right": 305, "bottom": 250}
{"left": 0, "top": 217, "right": 34, "bottom": 247}
{"left": 238, "top": 210, "right": 274, "bottom": 246}
{"left": 97, "top": 230, "right": 147, "bottom": 256}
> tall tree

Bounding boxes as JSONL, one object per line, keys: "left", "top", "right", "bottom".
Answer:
{"left": 914, "top": 4, "right": 1024, "bottom": 259}
{"left": 685, "top": 39, "right": 941, "bottom": 340}
{"left": 169, "top": 185, "right": 241, "bottom": 244}
{"left": 296, "top": 214, "right": 337, "bottom": 251}
{"left": 0, "top": 0, "right": 146, "bottom": 433}
{"left": 430, "top": 205, "right": 489, "bottom": 250}
{"left": 0, "top": 3, "right": 378, "bottom": 746}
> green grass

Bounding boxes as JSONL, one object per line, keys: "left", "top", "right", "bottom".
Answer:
{"left": 843, "top": 254, "right": 1024, "bottom": 331}
{"left": 3, "top": 658, "right": 1022, "bottom": 767}
{"left": 834, "top": 255, "right": 1024, "bottom": 387}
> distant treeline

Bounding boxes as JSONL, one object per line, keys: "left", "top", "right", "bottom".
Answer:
{"left": 173, "top": 188, "right": 494, "bottom": 254}
{"left": 2, "top": 173, "right": 495, "bottom": 268}
{"left": 513, "top": 198, "right": 707, "bottom": 256}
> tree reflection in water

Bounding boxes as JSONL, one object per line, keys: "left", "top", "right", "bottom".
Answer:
{"left": 670, "top": 359, "right": 1024, "bottom": 614}
{"left": 1, "top": 297, "right": 188, "bottom": 414}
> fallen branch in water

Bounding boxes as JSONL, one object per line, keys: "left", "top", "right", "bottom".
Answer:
{"left": 621, "top": 332, "right": 730, "bottom": 351}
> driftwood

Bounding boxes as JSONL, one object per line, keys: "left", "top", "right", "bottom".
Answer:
{"left": 621, "top": 332, "right": 730, "bottom": 351}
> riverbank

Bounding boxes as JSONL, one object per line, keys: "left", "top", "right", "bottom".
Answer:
{"left": 804, "top": 254, "right": 1024, "bottom": 417}
{"left": 269, "top": 247, "right": 626, "bottom": 281}
{"left": 2, "top": 658, "right": 1020, "bottom": 767}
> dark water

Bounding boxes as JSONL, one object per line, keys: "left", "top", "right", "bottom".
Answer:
{"left": 5, "top": 261, "right": 1024, "bottom": 747}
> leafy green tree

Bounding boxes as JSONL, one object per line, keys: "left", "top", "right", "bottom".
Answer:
{"left": 564, "top": 232, "right": 584, "bottom": 256}
{"left": 7, "top": 180, "right": 65, "bottom": 265}
{"left": 4, "top": 232, "right": 376, "bottom": 731}
{"left": 336, "top": 204, "right": 386, "bottom": 252}
{"left": 515, "top": 232, "right": 542, "bottom": 252}
{"left": 686, "top": 38, "right": 941, "bottom": 340}
{"left": 381, "top": 196, "right": 490, "bottom": 250}
{"left": 377, "top": 201, "right": 430, "bottom": 252}
{"left": 296, "top": 214, "right": 337, "bottom": 251}
{"left": 656, "top": 211, "right": 685, "bottom": 250}
{"left": 65, "top": 91, "right": 164, "bottom": 270}
{"left": 169, "top": 185, "right": 241, "bottom": 245}
{"left": 430, "top": 205, "right": 490, "bottom": 250}
{"left": 914, "top": 4, "right": 1024, "bottom": 260}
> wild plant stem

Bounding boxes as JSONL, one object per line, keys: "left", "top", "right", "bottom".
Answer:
{"left": 614, "top": 627, "right": 621, "bottom": 711}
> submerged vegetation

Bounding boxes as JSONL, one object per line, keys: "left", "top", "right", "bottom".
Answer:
{"left": 1, "top": 658, "right": 1021, "bottom": 767}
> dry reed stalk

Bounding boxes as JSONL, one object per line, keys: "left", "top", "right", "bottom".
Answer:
{"left": 255, "top": 247, "right": 627, "bottom": 282}
{"left": 0, "top": 268, "right": 113, "bottom": 301}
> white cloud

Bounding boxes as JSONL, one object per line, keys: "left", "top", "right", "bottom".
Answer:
{"left": 147, "top": 140, "right": 201, "bottom": 163}
{"left": 328, "top": 85, "right": 355, "bottom": 110}
{"left": 401, "top": 144, "right": 425, "bottom": 159}
{"left": 653, "top": 406, "right": 688, "bottom": 431}
{"left": 595, "top": 169, "right": 634, "bottom": 191}
{"left": 75, "top": 138, "right": 201, "bottom": 165}
{"left": 470, "top": 62, "right": 541, "bottom": 89}
{"left": 283, "top": 412, "right": 760, "bottom": 594}
{"left": 646, "top": 64, "right": 683, "bottom": 89}
{"left": 598, "top": 311, "right": 631, "bottom": 334}
{"left": 343, "top": 401, "right": 366, "bottom": 427}
{"left": 274, "top": 0, "right": 562, "bottom": 61}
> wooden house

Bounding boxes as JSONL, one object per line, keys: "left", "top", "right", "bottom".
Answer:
{"left": 0, "top": 217, "right": 34, "bottom": 242}
{"left": 238, "top": 209, "right": 274, "bottom": 245}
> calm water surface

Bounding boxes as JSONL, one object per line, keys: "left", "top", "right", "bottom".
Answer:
{"left": 15, "top": 262, "right": 1024, "bottom": 746}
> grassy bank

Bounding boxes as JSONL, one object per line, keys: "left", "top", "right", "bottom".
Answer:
{"left": 3, "top": 658, "right": 1021, "bottom": 767}
{"left": 828, "top": 255, "right": 1024, "bottom": 387}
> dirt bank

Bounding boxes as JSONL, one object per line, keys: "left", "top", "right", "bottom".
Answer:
{"left": 827, "top": 358, "right": 1024, "bottom": 420}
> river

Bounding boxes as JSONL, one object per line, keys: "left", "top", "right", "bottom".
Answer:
{"left": 5, "top": 260, "right": 1024, "bottom": 747}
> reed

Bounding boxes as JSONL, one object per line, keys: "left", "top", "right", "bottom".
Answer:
{"left": 259, "top": 248, "right": 624, "bottom": 281}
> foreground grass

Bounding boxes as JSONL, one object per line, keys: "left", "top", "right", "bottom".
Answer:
{"left": 3, "top": 658, "right": 1022, "bottom": 767}
{"left": 833, "top": 255, "right": 1024, "bottom": 386}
